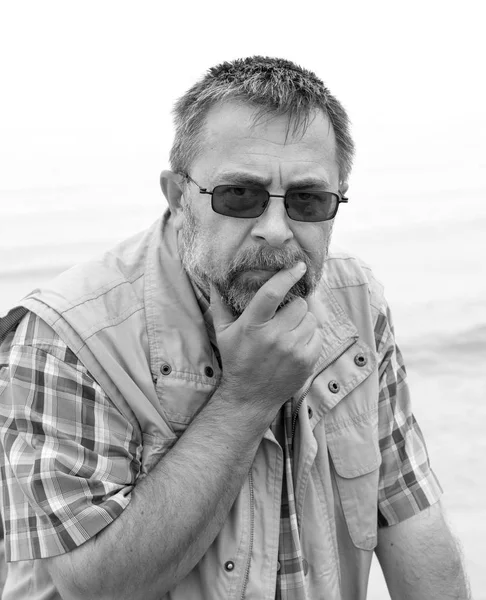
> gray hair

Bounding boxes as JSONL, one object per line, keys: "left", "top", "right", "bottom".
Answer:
{"left": 169, "top": 56, "right": 355, "bottom": 184}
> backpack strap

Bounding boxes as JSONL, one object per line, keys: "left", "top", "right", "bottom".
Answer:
{"left": 0, "top": 306, "right": 29, "bottom": 344}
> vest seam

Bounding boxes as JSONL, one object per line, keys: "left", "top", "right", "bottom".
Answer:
{"left": 160, "top": 369, "right": 220, "bottom": 385}
{"left": 83, "top": 305, "right": 145, "bottom": 342}
{"left": 59, "top": 272, "right": 144, "bottom": 314}
{"left": 325, "top": 405, "right": 378, "bottom": 434}
{"left": 326, "top": 256, "right": 361, "bottom": 263}
{"left": 327, "top": 282, "right": 368, "bottom": 290}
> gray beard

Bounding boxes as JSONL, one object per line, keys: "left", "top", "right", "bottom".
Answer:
{"left": 177, "top": 206, "right": 329, "bottom": 317}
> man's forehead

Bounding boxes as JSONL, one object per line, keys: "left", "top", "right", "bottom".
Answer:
{"left": 195, "top": 100, "right": 338, "bottom": 183}
{"left": 202, "top": 99, "right": 334, "bottom": 144}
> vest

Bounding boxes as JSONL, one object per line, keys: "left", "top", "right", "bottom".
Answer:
{"left": 4, "top": 212, "right": 383, "bottom": 600}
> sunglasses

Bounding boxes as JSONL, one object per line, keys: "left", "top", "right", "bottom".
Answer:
{"left": 183, "top": 174, "right": 348, "bottom": 223}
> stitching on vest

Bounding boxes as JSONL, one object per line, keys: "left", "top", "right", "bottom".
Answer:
{"left": 328, "top": 282, "right": 368, "bottom": 290}
{"left": 60, "top": 272, "right": 144, "bottom": 314}
{"left": 83, "top": 304, "right": 145, "bottom": 342}
{"left": 325, "top": 406, "right": 378, "bottom": 434}
{"left": 163, "top": 369, "right": 221, "bottom": 385}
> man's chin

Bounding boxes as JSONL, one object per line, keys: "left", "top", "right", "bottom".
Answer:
{"left": 209, "top": 265, "right": 314, "bottom": 316}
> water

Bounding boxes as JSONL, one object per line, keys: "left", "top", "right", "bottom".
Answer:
{"left": 0, "top": 166, "right": 485, "bottom": 597}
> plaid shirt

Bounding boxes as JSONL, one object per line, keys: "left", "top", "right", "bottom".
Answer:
{"left": 0, "top": 291, "right": 442, "bottom": 597}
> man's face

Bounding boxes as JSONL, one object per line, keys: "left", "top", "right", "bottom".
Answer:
{"left": 176, "top": 100, "right": 341, "bottom": 316}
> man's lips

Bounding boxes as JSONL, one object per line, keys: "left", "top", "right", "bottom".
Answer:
{"left": 237, "top": 268, "right": 279, "bottom": 282}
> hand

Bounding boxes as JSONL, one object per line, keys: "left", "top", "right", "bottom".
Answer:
{"left": 210, "top": 262, "right": 322, "bottom": 417}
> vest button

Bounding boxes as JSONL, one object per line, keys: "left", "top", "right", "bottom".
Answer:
{"left": 204, "top": 366, "right": 214, "bottom": 378}
{"left": 307, "top": 406, "right": 313, "bottom": 419}
{"left": 160, "top": 364, "right": 172, "bottom": 375}
{"left": 328, "top": 380, "right": 340, "bottom": 393}
{"left": 224, "top": 560, "right": 235, "bottom": 571}
{"left": 302, "top": 557, "right": 309, "bottom": 575}
{"left": 276, "top": 560, "right": 281, "bottom": 571}
{"left": 354, "top": 353, "right": 367, "bottom": 367}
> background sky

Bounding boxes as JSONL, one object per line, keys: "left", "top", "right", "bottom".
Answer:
{"left": 1, "top": 1, "right": 485, "bottom": 597}
{"left": 1, "top": 0, "right": 485, "bottom": 191}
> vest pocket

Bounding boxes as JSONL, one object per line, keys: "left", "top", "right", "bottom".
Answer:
{"left": 156, "top": 374, "right": 216, "bottom": 436}
{"left": 326, "top": 409, "right": 381, "bottom": 550}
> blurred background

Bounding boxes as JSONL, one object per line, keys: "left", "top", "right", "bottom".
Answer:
{"left": 1, "top": 1, "right": 485, "bottom": 597}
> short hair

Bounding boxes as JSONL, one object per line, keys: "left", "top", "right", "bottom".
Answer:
{"left": 169, "top": 56, "right": 355, "bottom": 184}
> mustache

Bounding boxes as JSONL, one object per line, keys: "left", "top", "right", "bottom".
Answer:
{"left": 228, "top": 245, "right": 311, "bottom": 276}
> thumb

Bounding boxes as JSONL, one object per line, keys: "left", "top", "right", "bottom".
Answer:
{"left": 209, "top": 283, "right": 235, "bottom": 334}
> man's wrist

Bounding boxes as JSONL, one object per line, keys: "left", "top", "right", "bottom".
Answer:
{"left": 208, "top": 383, "right": 277, "bottom": 435}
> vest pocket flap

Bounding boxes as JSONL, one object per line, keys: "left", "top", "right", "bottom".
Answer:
{"left": 326, "top": 409, "right": 381, "bottom": 478}
{"left": 326, "top": 409, "right": 381, "bottom": 550}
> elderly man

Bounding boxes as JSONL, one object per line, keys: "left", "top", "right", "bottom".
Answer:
{"left": 0, "top": 56, "right": 469, "bottom": 599}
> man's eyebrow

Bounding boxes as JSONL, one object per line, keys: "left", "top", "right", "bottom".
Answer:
{"left": 287, "top": 177, "right": 331, "bottom": 190}
{"left": 214, "top": 171, "right": 331, "bottom": 189}
{"left": 215, "top": 171, "right": 272, "bottom": 187}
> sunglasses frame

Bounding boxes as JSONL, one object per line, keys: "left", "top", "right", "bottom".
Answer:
{"left": 182, "top": 173, "right": 348, "bottom": 223}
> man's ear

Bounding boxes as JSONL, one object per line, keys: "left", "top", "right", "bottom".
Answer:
{"left": 339, "top": 181, "right": 349, "bottom": 196}
{"left": 160, "top": 170, "right": 186, "bottom": 231}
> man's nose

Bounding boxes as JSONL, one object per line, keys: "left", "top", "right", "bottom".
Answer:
{"left": 250, "top": 197, "right": 293, "bottom": 247}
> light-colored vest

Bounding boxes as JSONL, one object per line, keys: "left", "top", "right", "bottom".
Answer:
{"left": 6, "top": 213, "right": 384, "bottom": 600}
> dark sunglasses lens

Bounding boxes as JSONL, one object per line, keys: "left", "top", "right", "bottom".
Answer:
{"left": 212, "top": 186, "right": 267, "bottom": 218}
{"left": 286, "top": 191, "right": 338, "bottom": 222}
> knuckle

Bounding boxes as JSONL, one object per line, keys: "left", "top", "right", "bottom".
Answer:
{"left": 285, "top": 270, "right": 299, "bottom": 287}
{"left": 275, "top": 336, "right": 290, "bottom": 354}
{"left": 276, "top": 334, "right": 294, "bottom": 355}
{"left": 292, "top": 297, "right": 308, "bottom": 311}
{"left": 243, "top": 320, "right": 265, "bottom": 334}
{"left": 303, "top": 310, "right": 317, "bottom": 325}
{"left": 310, "top": 335, "right": 324, "bottom": 359}
{"left": 294, "top": 351, "right": 309, "bottom": 368}
{"left": 262, "top": 287, "right": 281, "bottom": 304}
{"left": 302, "top": 313, "right": 318, "bottom": 334}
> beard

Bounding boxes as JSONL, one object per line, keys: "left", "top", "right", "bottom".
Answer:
{"left": 178, "top": 203, "right": 331, "bottom": 317}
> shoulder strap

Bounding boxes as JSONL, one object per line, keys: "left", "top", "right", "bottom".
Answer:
{"left": 0, "top": 306, "right": 29, "bottom": 344}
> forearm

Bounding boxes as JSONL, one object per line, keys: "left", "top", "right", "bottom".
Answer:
{"left": 47, "top": 387, "right": 274, "bottom": 600}
{"left": 376, "top": 504, "right": 471, "bottom": 600}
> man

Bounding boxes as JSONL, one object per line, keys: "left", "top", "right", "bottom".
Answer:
{"left": 0, "top": 56, "right": 470, "bottom": 599}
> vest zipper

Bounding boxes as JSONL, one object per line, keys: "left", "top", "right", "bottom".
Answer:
{"left": 240, "top": 470, "right": 254, "bottom": 599}
{"left": 291, "top": 336, "right": 358, "bottom": 440}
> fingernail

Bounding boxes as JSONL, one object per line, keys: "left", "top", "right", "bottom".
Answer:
{"left": 298, "top": 261, "right": 307, "bottom": 272}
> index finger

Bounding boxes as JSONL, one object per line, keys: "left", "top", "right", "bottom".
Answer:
{"left": 244, "top": 261, "right": 307, "bottom": 324}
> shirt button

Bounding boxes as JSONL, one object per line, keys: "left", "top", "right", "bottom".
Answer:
{"left": 160, "top": 363, "right": 172, "bottom": 375}
{"left": 224, "top": 560, "right": 235, "bottom": 572}
{"left": 307, "top": 406, "right": 313, "bottom": 419}
{"left": 354, "top": 353, "right": 367, "bottom": 367}
{"left": 302, "top": 557, "right": 309, "bottom": 575}
{"left": 276, "top": 560, "right": 281, "bottom": 572}
{"left": 204, "top": 366, "right": 214, "bottom": 378}
{"left": 328, "top": 380, "right": 340, "bottom": 393}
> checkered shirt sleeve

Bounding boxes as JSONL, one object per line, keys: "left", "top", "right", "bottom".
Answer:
{"left": 374, "top": 300, "right": 443, "bottom": 526}
{"left": 0, "top": 312, "right": 141, "bottom": 562}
